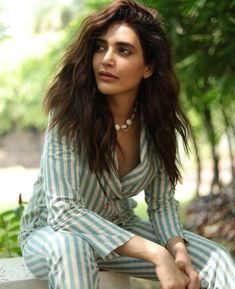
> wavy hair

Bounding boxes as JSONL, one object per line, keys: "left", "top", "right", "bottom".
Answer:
{"left": 43, "top": 0, "right": 189, "bottom": 186}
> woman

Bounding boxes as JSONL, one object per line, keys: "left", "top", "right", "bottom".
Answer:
{"left": 19, "top": 1, "right": 235, "bottom": 288}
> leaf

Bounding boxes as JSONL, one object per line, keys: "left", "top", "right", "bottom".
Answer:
{"left": 8, "top": 234, "right": 18, "bottom": 242}
{"left": 8, "top": 224, "right": 20, "bottom": 232}
{"left": 0, "top": 210, "right": 14, "bottom": 218}
{"left": 9, "top": 247, "right": 22, "bottom": 255}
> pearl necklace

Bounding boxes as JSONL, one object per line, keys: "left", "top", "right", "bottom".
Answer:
{"left": 115, "top": 104, "right": 137, "bottom": 131}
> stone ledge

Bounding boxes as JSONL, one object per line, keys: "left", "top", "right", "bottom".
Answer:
{"left": 0, "top": 257, "right": 130, "bottom": 289}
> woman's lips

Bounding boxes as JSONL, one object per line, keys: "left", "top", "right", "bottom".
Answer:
{"left": 98, "top": 71, "right": 118, "bottom": 81}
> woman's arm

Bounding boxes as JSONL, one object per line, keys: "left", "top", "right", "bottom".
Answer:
{"left": 145, "top": 166, "right": 200, "bottom": 288}
{"left": 144, "top": 165, "right": 189, "bottom": 246}
{"left": 115, "top": 235, "right": 190, "bottom": 289}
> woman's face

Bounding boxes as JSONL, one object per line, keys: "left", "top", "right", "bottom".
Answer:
{"left": 92, "top": 23, "right": 152, "bottom": 99}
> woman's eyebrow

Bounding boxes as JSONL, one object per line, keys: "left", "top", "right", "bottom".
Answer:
{"left": 116, "top": 42, "right": 137, "bottom": 51}
{"left": 95, "top": 38, "right": 136, "bottom": 50}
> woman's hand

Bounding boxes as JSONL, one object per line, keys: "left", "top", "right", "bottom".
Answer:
{"left": 153, "top": 246, "right": 190, "bottom": 289}
{"left": 175, "top": 254, "right": 200, "bottom": 289}
{"left": 166, "top": 236, "right": 200, "bottom": 289}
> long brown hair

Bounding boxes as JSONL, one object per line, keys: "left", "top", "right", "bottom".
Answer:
{"left": 43, "top": 0, "right": 189, "bottom": 186}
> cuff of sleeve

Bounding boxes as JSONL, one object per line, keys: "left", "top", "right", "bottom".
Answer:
{"left": 163, "top": 232, "right": 189, "bottom": 247}
{"left": 97, "top": 231, "right": 135, "bottom": 261}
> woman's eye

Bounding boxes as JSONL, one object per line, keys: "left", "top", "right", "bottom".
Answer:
{"left": 119, "top": 47, "right": 131, "bottom": 56}
{"left": 94, "top": 43, "right": 105, "bottom": 52}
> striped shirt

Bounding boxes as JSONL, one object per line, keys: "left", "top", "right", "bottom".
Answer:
{"left": 19, "top": 119, "right": 187, "bottom": 260}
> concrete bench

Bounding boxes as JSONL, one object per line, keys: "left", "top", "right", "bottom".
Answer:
{"left": 0, "top": 257, "right": 130, "bottom": 289}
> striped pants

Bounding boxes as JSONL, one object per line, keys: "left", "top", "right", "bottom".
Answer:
{"left": 22, "top": 220, "right": 235, "bottom": 289}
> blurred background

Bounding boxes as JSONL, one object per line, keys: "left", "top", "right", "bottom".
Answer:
{"left": 0, "top": 0, "right": 234, "bottom": 286}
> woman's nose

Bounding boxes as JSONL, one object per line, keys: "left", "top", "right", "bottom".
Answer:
{"left": 102, "top": 49, "right": 115, "bottom": 66}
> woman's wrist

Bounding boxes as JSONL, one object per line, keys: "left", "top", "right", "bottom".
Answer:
{"left": 166, "top": 237, "right": 192, "bottom": 266}
{"left": 166, "top": 236, "right": 188, "bottom": 258}
{"left": 138, "top": 241, "right": 171, "bottom": 266}
{"left": 150, "top": 245, "right": 173, "bottom": 266}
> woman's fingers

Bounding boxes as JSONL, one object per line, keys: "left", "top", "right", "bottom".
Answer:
{"left": 176, "top": 261, "right": 200, "bottom": 289}
{"left": 184, "top": 264, "right": 200, "bottom": 289}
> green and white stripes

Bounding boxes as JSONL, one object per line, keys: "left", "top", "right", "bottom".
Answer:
{"left": 23, "top": 222, "right": 235, "bottom": 288}
{"left": 19, "top": 118, "right": 235, "bottom": 288}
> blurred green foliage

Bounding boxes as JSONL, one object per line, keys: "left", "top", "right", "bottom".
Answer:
{"left": 0, "top": 199, "right": 25, "bottom": 258}
{"left": 0, "top": 0, "right": 234, "bottom": 197}
{"left": 1, "top": 0, "right": 234, "bottom": 137}
{"left": 144, "top": 0, "right": 235, "bottom": 194}
{"left": 0, "top": 56, "right": 50, "bottom": 133}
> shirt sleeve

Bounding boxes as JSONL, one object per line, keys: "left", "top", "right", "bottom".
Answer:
{"left": 42, "top": 124, "right": 135, "bottom": 260}
{"left": 144, "top": 164, "right": 189, "bottom": 246}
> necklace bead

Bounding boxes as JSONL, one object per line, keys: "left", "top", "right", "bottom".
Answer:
{"left": 115, "top": 104, "right": 137, "bottom": 132}
{"left": 126, "top": 119, "right": 132, "bottom": 125}
{"left": 115, "top": 124, "right": 121, "bottom": 131}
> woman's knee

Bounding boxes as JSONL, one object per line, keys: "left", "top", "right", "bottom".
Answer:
{"left": 48, "top": 230, "right": 94, "bottom": 261}
{"left": 211, "top": 242, "right": 234, "bottom": 263}
{"left": 25, "top": 227, "right": 94, "bottom": 262}
{"left": 185, "top": 230, "right": 234, "bottom": 266}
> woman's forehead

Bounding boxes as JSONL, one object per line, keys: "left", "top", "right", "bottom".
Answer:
{"left": 99, "top": 23, "right": 141, "bottom": 48}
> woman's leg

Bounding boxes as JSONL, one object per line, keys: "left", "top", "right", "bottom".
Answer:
{"left": 97, "top": 220, "right": 235, "bottom": 289}
{"left": 184, "top": 230, "right": 235, "bottom": 289}
{"left": 22, "top": 226, "right": 99, "bottom": 289}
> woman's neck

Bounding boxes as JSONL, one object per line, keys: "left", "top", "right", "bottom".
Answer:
{"left": 108, "top": 94, "right": 137, "bottom": 124}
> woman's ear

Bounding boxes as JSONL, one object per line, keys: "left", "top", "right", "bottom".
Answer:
{"left": 143, "top": 64, "right": 154, "bottom": 79}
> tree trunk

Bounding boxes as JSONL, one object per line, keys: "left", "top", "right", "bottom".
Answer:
{"left": 190, "top": 128, "right": 201, "bottom": 198}
{"left": 221, "top": 107, "right": 235, "bottom": 182}
{"left": 203, "top": 107, "right": 221, "bottom": 193}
